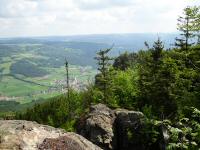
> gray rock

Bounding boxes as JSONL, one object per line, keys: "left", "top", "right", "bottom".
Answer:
{"left": 78, "top": 104, "right": 145, "bottom": 150}
{"left": 77, "top": 104, "right": 116, "bottom": 150}
{"left": 0, "top": 120, "right": 102, "bottom": 150}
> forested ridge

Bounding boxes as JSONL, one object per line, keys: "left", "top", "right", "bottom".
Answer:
{"left": 15, "top": 6, "right": 200, "bottom": 149}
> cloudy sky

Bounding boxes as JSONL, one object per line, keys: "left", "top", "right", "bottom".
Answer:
{"left": 0, "top": 0, "right": 199, "bottom": 37}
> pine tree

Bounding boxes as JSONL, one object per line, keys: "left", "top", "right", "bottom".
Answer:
{"left": 95, "top": 48, "right": 113, "bottom": 103}
{"left": 138, "top": 39, "right": 177, "bottom": 117}
{"left": 65, "top": 60, "right": 70, "bottom": 100}
{"left": 175, "top": 6, "right": 199, "bottom": 51}
{"left": 193, "top": 6, "right": 200, "bottom": 44}
{"left": 151, "top": 38, "right": 163, "bottom": 63}
{"left": 196, "top": 12, "right": 200, "bottom": 45}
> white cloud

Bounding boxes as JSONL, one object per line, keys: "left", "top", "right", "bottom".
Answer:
{"left": 0, "top": 0, "right": 199, "bottom": 37}
{"left": 74, "top": 0, "right": 134, "bottom": 10}
{"left": 0, "top": 0, "right": 38, "bottom": 18}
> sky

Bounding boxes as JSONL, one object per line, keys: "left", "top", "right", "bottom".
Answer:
{"left": 0, "top": 0, "right": 199, "bottom": 37}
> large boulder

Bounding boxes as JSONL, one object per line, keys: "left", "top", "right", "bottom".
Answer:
{"left": 77, "top": 103, "right": 116, "bottom": 150}
{"left": 77, "top": 104, "right": 146, "bottom": 150}
{"left": 0, "top": 120, "right": 102, "bottom": 150}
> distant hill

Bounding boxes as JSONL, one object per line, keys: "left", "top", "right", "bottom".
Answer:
{"left": 0, "top": 33, "right": 177, "bottom": 55}
{"left": 61, "top": 33, "right": 177, "bottom": 50}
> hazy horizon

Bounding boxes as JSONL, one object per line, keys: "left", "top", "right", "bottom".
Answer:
{"left": 0, "top": 32, "right": 179, "bottom": 39}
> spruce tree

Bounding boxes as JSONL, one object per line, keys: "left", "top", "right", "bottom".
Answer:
{"left": 138, "top": 39, "right": 177, "bottom": 117}
{"left": 193, "top": 6, "right": 200, "bottom": 44}
{"left": 151, "top": 38, "right": 163, "bottom": 63}
{"left": 175, "top": 6, "right": 199, "bottom": 51}
{"left": 195, "top": 10, "right": 200, "bottom": 45}
{"left": 95, "top": 48, "right": 113, "bottom": 103}
{"left": 65, "top": 60, "right": 69, "bottom": 100}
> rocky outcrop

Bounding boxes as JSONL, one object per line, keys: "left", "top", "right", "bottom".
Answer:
{"left": 0, "top": 120, "right": 102, "bottom": 150}
{"left": 77, "top": 103, "right": 116, "bottom": 150}
{"left": 77, "top": 104, "right": 145, "bottom": 150}
{"left": 0, "top": 105, "right": 165, "bottom": 150}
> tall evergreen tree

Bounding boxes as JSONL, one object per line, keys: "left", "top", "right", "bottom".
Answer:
{"left": 151, "top": 38, "right": 163, "bottom": 63}
{"left": 65, "top": 60, "right": 70, "bottom": 100}
{"left": 95, "top": 48, "right": 113, "bottom": 103}
{"left": 138, "top": 39, "right": 177, "bottom": 117}
{"left": 193, "top": 6, "right": 200, "bottom": 44}
{"left": 175, "top": 6, "right": 199, "bottom": 51}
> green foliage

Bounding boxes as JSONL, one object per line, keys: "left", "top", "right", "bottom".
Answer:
{"left": 113, "top": 52, "right": 138, "bottom": 70}
{"left": 167, "top": 107, "right": 200, "bottom": 149}
{"left": 142, "top": 119, "right": 161, "bottom": 148}
{"left": 61, "top": 119, "right": 76, "bottom": 132}
{"left": 10, "top": 60, "right": 48, "bottom": 77}
{"left": 16, "top": 90, "right": 85, "bottom": 130}
{"left": 0, "top": 101, "right": 20, "bottom": 112}
{"left": 137, "top": 39, "right": 178, "bottom": 117}
{"left": 95, "top": 48, "right": 114, "bottom": 103}
{"left": 129, "top": 107, "right": 200, "bottom": 149}
{"left": 112, "top": 69, "right": 139, "bottom": 108}
{"left": 83, "top": 85, "right": 104, "bottom": 105}
{"left": 176, "top": 6, "right": 200, "bottom": 50}
{"left": 142, "top": 105, "right": 153, "bottom": 119}
{"left": 1, "top": 97, "right": 50, "bottom": 115}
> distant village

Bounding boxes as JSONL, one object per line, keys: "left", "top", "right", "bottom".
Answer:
{"left": 0, "top": 95, "right": 19, "bottom": 101}
{"left": 0, "top": 66, "right": 96, "bottom": 101}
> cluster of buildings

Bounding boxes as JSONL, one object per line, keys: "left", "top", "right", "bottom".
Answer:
{"left": 32, "top": 77, "right": 88, "bottom": 97}
{"left": 0, "top": 95, "right": 19, "bottom": 101}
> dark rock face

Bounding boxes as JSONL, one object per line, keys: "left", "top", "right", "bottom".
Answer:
{"left": 77, "top": 104, "right": 145, "bottom": 150}
{"left": 114, "top": 109, "right": 145, "bottom": 150}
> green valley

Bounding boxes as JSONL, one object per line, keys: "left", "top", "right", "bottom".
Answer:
{"left": 0, "top": 41, "right": 100, "bottom": 114}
